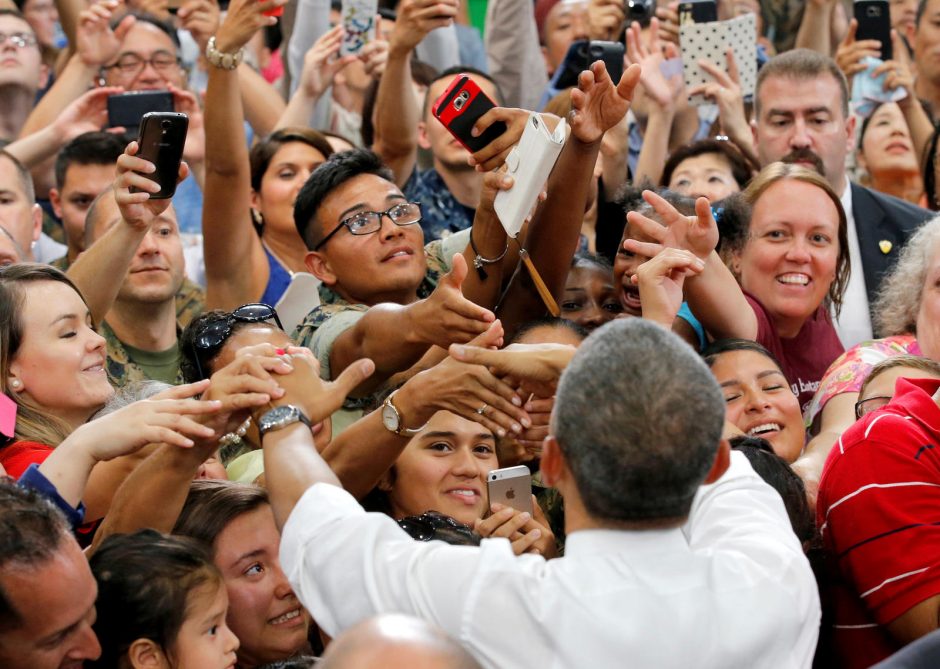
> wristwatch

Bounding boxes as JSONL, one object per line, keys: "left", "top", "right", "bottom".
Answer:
{"left": 205, "top": 36, "right": 244, "bottom": 70}
{"left": 258, "top": 405, "right": 312, "bottom": 437}
{"left": 381, "top": 391, "right": 426, "bottom": 437}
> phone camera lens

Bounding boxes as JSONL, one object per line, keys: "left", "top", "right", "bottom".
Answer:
{"left": 161, "top": 119, "right": 172, "bottom": 129}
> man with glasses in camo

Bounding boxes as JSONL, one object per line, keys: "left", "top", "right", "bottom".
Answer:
{"left": 291, "top": 149, "right": 512, "bottom": 417}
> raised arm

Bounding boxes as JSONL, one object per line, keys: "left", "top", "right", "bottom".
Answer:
{"left": 624, "top": 190, "right": 758, "bottom": 340}
{"left": 202, "top": 0, "right": 286, "bottom": 309}
{"left": 68, "top": 141, "right": 189, "bottom": 324}
{"left": 89, "top": 352, "right": 291, "bottom": 552}
{"left": 373, "top": 0, "right": 457, "bottom": 187}
{"left": 498, "top": 62, "right": 642, "bottom": 335}
{"left": 327, "top": 253, "right": 495, "bottom": 393}
{"left": 483, "top": 0, "right": 548, "bottom": 111}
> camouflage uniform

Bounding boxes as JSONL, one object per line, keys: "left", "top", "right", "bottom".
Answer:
{"left": 100, "top": 320, "right": 185, "bottom": 388}
{"left": 100, "top": 279, "right": 205, "bottom": 388}
{"left": 42, "top": 209, "right": 66, "bottom": 245}
{"left": 292, "top": 229, "right": 469, "bottom": 408}
{"left": 403, "top": 167, "right": 474, "bottom": 242}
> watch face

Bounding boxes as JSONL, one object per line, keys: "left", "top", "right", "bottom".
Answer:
{"left": 261, "top": 406, "right": 294, "bottom": 432}
{"left": 382, "top": 401, "right": 400, "bottom": 431}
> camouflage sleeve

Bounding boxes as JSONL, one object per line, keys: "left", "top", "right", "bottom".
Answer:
{"left": 293, "top": 306, "right": 367, "bottom": 380}
{"left": 420, "top": 227, "right": 471, "bottom": 295}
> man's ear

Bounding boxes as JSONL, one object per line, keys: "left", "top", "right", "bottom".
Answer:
{"left": 305, "top": 250, "right": 337, "bottom": 286}
{"left": 38, "top": 63, "right": 50, "bottom": 91}
{"left": 126, "top": 638, "right": 167, "bottom": 669}
{"left": 417, "top": 120, "right": 432, "bottom": 151}
{"left": 540, "top": 436, "right": 565, "bottom": 488}
{"left": 703, "top": 439, "right": 731, "bottom": 485}
{"left": 49, "top": 188, "right": 63, "bottom": 219}
{"left": 845, "top": 113, "right": 857, "bottom": 147}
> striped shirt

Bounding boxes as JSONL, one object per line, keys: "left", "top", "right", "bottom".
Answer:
{"left": 817, "top": 377, "right": 940, "bottom": 667}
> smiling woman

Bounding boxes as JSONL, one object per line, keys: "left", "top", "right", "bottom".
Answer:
{"left": 0, "top": 264, "right": 114, "bottom": 476}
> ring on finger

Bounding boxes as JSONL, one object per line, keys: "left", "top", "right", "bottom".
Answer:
{"left": 476, "top": 403, "right": 488, "bottom": 416}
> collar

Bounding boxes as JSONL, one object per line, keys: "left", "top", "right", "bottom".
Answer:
{"left": 883, "top": 377, "right": 940, "bottom": 435}
{"left": 564, "top": 525, "right": 690, "bottom": 558}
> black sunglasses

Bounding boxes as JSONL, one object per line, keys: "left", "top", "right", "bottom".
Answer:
{"left": 192, "top": 303, "right": 284, "bottom": 380}
{"left": 397, "top": 511, "right": 478, "bottom": 543}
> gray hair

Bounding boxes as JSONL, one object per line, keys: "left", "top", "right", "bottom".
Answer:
{"left": 553, "top": 319, "right": 725, "bottom": 524}
{"left": 873, "top": 215, "right": 940, "bottom": 337}
{"left": 93, "top": 381, "right": 172, "bottom": 419}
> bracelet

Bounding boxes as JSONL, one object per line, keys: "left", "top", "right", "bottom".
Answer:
{"left": 469, "top": 230, "right": 509, "bottom": 281}
{"left": 206, "top": 36, "right": 245, "bottom": 70}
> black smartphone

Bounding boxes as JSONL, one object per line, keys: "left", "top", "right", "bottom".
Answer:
{"left": 552, "top": 39, "right": 589, "bottom": 90}
{"left": 133, "top": 112, "right": 188, "bottom": 200}
{"left": 432, "top": 75, "right": 507, "bottom": 154}
{"left": 588, "top": 41, "right": 625, "bottom": 84}
{"left": 107, "top": 90, "right": 174, "bottom": 131}
{"left": 854, "top": 0, "right": 892, "bottom": 61}
{"left": 678, "top": 0, "right": 717, "bottom": 23}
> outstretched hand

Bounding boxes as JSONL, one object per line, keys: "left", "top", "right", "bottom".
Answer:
{"left": 624, "top": 190, "right": 718, "bottom": 262}
{"left": 633, "top": 247, "right": 704, "bottom": 328}
{"left": 569, "top": 61, "right": 641, "bottom": 144}
{"left": 449, "top": 342, "right": 576, "bottom": 397}
{"left": 413, "top": 254, "right": 496, "bottom": 347}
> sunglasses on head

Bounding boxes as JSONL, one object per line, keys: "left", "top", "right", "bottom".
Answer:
{"left": 192, "top": 303, "right": 284, "bottom": 380}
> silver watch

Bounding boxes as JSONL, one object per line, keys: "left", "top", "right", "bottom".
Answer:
{"left": 258, "top": 405, "right": 312, "bottom": 437}
{"left": 206, "top": 36, "right": 244, "bottom": 70}
{"left": 381, "top": 391, "right": 426, "bottom": 436}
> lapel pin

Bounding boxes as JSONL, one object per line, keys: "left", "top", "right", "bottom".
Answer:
{"left": 879, "top": 240, "right": 893, "bottom": 255}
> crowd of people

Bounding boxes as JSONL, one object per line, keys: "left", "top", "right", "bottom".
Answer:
{"left": 3, "top": 0, "right": 940, "bottom": 666}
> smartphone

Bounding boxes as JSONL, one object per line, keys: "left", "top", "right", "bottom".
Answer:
{"left": 854, "top": 0, "right": 892, "bottom": 61}
{"left": 678, "top": 0, "right": 718, "bottom": 23}
{"left": 107, "top": 90, "right": 174, "bottom": 131}
{"left": 166, "top": 0, "right": 183, "bottom": 13}
{"left": 432, "top": 74, "right": 507, "bottom": 154}
{"left": 587, "top": 41, "right": 625, "bottom": 84}
{"left": 552, "top": 39, "right": 590, "bottom": 90}
{"left": 486, "top": 465, "right": 533, "bottom": 516}
{"left": 262, "top": 0, "right": 283, "bottom": 17}
{"left": 340, "top": 0, "right": 378, "bottom": 55}
{"left": 133, "top": 112, "right": 188, "bottom": 200}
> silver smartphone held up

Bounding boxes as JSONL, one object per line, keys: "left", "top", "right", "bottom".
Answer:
{"left": 486, "top": 465, "right": 533, "bottom": 515}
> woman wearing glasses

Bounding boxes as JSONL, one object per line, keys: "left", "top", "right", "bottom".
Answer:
{"left": 804, "top": 216, "right": 940, "bottom": 474}
{"left": 202, "top": 0, "right": 335, "bottom": 310}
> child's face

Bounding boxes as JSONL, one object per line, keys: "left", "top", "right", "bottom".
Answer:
{"left": 173, "top": 583, "right": 239, "bottom": 669}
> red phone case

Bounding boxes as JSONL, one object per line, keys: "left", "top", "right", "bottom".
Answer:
{"left": 432, "top": 74, "right": 507, "bottom": 154}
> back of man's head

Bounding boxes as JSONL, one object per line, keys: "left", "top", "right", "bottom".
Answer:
{"left": 317, "top": 615, "right": 482, "bottom": 669}
{"left": 756, "top": 48, "right": 849, "bottom": 119}
{"left": 293, "top": 148, "right": 394, "bottom": 251}
{"left": 553, "top": 319, "right": 725, "bottom": 524}
{"left": 0, "top": 478, "right": 70, "bottom": 632}
{"left": 0, "top": 150, "right": 35, "bottom": 206}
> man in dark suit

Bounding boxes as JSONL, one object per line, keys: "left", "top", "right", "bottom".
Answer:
{"left": 752, "top": 49, "right": 932, "bottom": 348}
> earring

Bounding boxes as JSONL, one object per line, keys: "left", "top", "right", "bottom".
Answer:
{"left": 9, "top": 379, "right": 22, "bottom": 390}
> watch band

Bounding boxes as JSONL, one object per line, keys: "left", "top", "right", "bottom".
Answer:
{"left": 258, "top": 405, "right": 312, "bottom": 437}
{"left": 383, "top": 391, "right": 426, "bottom": 437}
{"left": 206, "top": 36, "right": 244, "bottom": 70}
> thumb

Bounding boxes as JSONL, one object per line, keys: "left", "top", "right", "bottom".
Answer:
{"left": 114, "top": 14, "right": 136, "bottom": 41}
{"left": 843, "top": 18, "right": 857, "bottom": 45}
{"left": 468, "top": 319, "right": 504, "bottom": 348}
{"left": 617, "top": 63, "right": 642, "bottom": 101}
{"left": 330, "top": 358, "right": 375, "bottom": 399}
{"left": 442, "top": 253, "right": 468, "bottom": 290}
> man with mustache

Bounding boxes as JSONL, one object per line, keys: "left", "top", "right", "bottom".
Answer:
{"left": 752, "top": 48, "right": 931, "bottom": 349}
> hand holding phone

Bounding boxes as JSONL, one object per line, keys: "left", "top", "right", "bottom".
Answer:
{"left": 132, "top": 112, "right": 189, "bottom": 200}
{"left": 486, "top": 465, "right": 533, "bottom": 515}
{"left": 433, "top": 74, "right": 508, "bottom": 154}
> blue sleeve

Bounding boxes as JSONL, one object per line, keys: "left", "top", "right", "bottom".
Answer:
{"left": 677, "top": 302, "right": 707, "bottom": 351}
{"left": 17, "top": 464, "right": 86, "bottom": 529}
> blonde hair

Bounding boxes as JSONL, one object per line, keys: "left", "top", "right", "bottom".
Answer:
{"left": 873, "top": 215, "right": 940, "bottom": 336}
{"left": 741, "top": 162, "right": 851, "bottom": 315}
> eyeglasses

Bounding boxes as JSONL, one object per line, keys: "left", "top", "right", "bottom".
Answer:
{"left": 854, "top": 395, "right": 892, "bottom": 420}
{"left": 314, "top": 201, "right": 421, "bottom": 251}
{"left": 0, "top": 32, "right": 37, "bottom": 48}
{"left": 104, "top": 51, "right": 181, "bottom": 77}
{"left": 397, "top": 511, "right": 478, "bottom": 543}
{"left": 191, "top": 303, "right": 283, "bottom": 380}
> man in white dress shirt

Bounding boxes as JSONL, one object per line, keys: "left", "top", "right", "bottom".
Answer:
{"left": 257, "top": 318, "right": 821, "bottom": 669}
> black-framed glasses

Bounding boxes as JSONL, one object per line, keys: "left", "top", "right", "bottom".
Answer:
{"left": 104, "top": 51, "right": 182, "bottom": 77}
{"left": 314, "top": 201, "right": 421, "bottom": 251}
{"left": 398, "top": 511, "right": 479, "bottom": 544}
{"left": 192, "top": 303, "right": 283, "bottom": 380}
{"left": 855, "top": 395, "right": 892, "bottom": 420}
{"left": 0, "top": 32, "right": 37, "bottom": 48}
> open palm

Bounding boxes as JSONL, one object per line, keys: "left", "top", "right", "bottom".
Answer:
{"left": 569, "top": 62, "right": 641, "bottom": 144}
